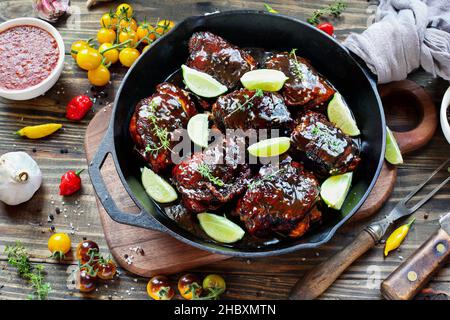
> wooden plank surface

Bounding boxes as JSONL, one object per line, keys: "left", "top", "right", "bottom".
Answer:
{"left": 0, "top": 0, "right": 449, "bottom": 300}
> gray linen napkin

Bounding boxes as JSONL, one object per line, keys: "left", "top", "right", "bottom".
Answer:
{"left": 343, "top": 0, "right": 450, "bottom": 83}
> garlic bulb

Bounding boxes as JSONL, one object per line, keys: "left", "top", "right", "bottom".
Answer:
{"left": 0, "top": 152, "right": 42, "bottom": 205}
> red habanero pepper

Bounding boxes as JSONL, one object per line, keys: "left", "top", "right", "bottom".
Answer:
{"left": 317, "top": 22, "right": 334, "bottom": 36}
{"left": 66, "top": 95, "right": 93, "bottom": 121}
{"left": 59, "top": 169, "right": 84, "bottom": 196}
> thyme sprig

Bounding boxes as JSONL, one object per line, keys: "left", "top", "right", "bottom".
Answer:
{"left": 307, "top": 1, "right": 346, "bottom": 25}
{"left": 289, "top": 48, "right": 304, "bottom": 81}
{"left": 197, "top": 163, "right": 225, "bottom": 187}
{"left": 227, "top": 89, "right": 264, "bottom": 117}
{"left": 4, "top": 241, "right": 51, "bottom": 300}
{"left": 144, "top": 100, "right": 172, "bottom": 155}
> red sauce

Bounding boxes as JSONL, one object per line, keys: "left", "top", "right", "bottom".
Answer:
{"left": 0, "top": 25, "right": 59, "bottom": 90}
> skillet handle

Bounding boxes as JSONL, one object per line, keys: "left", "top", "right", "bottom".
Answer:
{"left": 89, "top": 126, "right": 167, "bottom": 232}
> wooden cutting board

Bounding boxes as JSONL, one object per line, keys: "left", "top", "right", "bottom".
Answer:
{"left": 84, "top": 80, "right": 437, "bottom": 277}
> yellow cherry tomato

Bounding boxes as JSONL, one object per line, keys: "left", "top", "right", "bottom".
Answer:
{"left": 16, "top": 123, "right": 62, "bottom": 139}
{"left": 70, "top": 40, "right": 88, "bottom": 59}
{"left": 143, "top": 44, "right": 150, "bottom": 52}
{"left": 48, "top": 233, "right": 71, "bottom": 260}
{"left": 99, "top": 43, "right": 119, "bottom": 64}
{"left": 88, "top": 65, "right": 111, "bottom": 86}
{"left": 116, "top": 3, "right": 133, "bottom": 18}
{"left": 147, "top": 276, "right": 175, "bottom": 300}
{"left": 100, "top": 12, "right": 118, "bottom": 30}
{"left": 119, "top": 18, "right": 137, "bottom": 31}
{"left": 97, "top": 27, "right": 116, "bottom": 44}
{"left": 118, "top": 28, "right": 138, "bottom": 46}
{"left": 155, "top": 20, "right": 175, "bottom": 35}
{"left": 119, "top": 47, "right": 140, "bottom": 67}
{"left": 203, "top": 274, "right": 226, "bottom": 294}
{"left": 137, "top": 23, "right": 154, "bottom": 43}
{"left": 384, "top": 218, "right": 415, "bottom": 256}
{"left": 178, "top": 274, "right": 202, "bottom": 300}
{"left": 76, "top": 47, "right": 102, "bottom": 71}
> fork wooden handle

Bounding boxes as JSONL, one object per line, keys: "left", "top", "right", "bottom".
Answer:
{"left": 289, "top": 230, "right": 377, "bottom": 300}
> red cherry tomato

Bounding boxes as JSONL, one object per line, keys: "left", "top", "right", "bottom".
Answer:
{"left": 76, "top": 240, "right": 100, "bottom": 264}
{"left": 96, "top": 259, "right": 117, "bottom": 280}
{"left": 317, "top": 22, "right": 334, "bottom": 36}
{"left": 77, "top": 268, "right": 97, "bottom": 293}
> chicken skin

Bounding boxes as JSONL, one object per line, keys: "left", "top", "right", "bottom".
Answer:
{"left": 212, "top": 89, "right": 294, "bottom": 133}
{"left": 172, "top": 138, "right": 252, "bottom": 213}
{"left": 129, "top": 82, "right": 197, "bottom": 173}
{"left": 186, "top": 31, "right": 257, "bottom": 89}
{"left": 265, "top": 51, "right": 335, "bottom": 109}
{"left": 290, "top": 111, "right": 360, "bottom": 176}
{"left": 235, "top": 157, "right": 321, "bottom": 238}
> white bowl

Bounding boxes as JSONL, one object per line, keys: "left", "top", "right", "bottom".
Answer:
{"left": 0, "top": 17, "right": 65, "bottom": 100}
{"left": 441, "top": 86, "right": 450, "bottom": 144}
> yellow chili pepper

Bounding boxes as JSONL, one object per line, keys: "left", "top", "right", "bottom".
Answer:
{"left": 384, "top": 218, "right": 415, "bottom": 256}
{"left": 15, "top": 123, "right": 62, "bottom": 139}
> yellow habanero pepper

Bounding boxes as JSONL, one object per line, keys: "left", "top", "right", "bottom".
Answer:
{"left": 15, "top": 123, "right": 62, "bottom": 139}
{"left": 384, "top": 218, "right": 415, "bottom": 256}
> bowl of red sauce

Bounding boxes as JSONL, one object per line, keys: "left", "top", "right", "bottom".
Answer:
{"left": 0, "top": 17, "right": 65, "bottom": 100}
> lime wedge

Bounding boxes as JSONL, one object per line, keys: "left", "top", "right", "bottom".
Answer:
{"left": 141, "top": 167, "right": 178, "bottom": 203}
{"left": 320, "top": 172, "right": 353, "bottom": 210}
{"left": 385, "top": 126, "right": 403, "bottom": 165}
{"left": 327, "top": 93, "right": 361, "bottom": 136}
{"left": 240, "top": 69, "right": 288, "bottom": 92}
{"left": 181, "top": 64, "right": 227, "bottom": 98}
{"left": 187, "top": 113, "right": 209, "bottom": 148}
{"left": 197, "top": 213, "right": 245, "bottom": 244}
{"left": 247, "top": 137, "right": 291, "bottom": 157}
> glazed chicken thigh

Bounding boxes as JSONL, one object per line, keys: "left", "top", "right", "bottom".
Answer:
{"left": 265, "top": 51, "right": 335, "bottom": 109}
{"left": 172, "top": 138, "right": 252, "bottom": 213}
{"left": 235, "top": 157, "right": 321, "bottom": 238}
{"left": 290, "top": 111, "right": 360, "bottom": 176}
{"left": 212, "top": 89, "right": 293, "bottom": 133}
{"left": 129, "top": 82, "right": 197, "bottom": 173}
{"left": 186, "top": 31, "right": 257, "bottom": 89}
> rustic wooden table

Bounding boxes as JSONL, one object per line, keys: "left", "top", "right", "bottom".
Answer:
{"left": 0, "top": 0, "right": 449, "bottom": 300}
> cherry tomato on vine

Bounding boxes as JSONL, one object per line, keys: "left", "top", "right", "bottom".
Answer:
{"left": 77, "top": 268, "right": 97, "bottom": 293}
{"left": 76, "top": 47, "right": 102, "bottom": 71}
{"left": 118, "top": 28, "right": 138, "bottom": 46}
{"left": 155, "top": 20, "right": 174, "bottom": 35}
{"left": 96, "top": 258, "right": 117, "bottom": 280}
{"left": 119, "top": 47, "right": 140, "bottom": 67}
{"left": 99, "top": 43, "right": 119, "bottom": 64}
{"left": 100, "top": 12, "right": 118, "bottom": 30}
{"left": 119, "top": 18, "right": 138, "bottom": 31}
{"left": 48, "top": 233, "right": 71, "bottom": 260}
{"left": 317, "top": 22, "right": 334, "bottom": 36}
{"left": 203, "top": 274, "right": 226, "bottom": 294}
{"left": 88, "top": 65, "right": 111, "bottom": 87}
{"left": 76, "top": 239, "right": 100, "bottom": 264}
{"left": 147, "top": 275, "right": 175, "bottom": 300}
{"left": 97, "top": 27, "right": 116, "bottom": 44}
{"left": 137, "top": 23, "right": 154, "bottom": 43}
{"left": 116, "top": 3, "right": 133, "bottom": 19}
{"left": 70, "top": 40, "right": 88, "bottom": 59}
{"left": 178, "top": 274, "right": 202, "bottom": 300}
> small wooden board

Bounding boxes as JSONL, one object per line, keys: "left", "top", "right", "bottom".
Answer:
{"left": 84, "top": 107, "right": 227, "bottom": 277}
{"left": 84, "top": 80, "right": 436, "bottom": 276}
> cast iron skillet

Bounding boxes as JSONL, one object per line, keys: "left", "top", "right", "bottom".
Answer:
{"left": 89, "top": 10, "right": 386, "bottom": 257}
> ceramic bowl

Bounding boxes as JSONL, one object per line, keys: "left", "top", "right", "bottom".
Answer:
{"left": 0, "top": 17, "right": 65, "bottom": 101}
